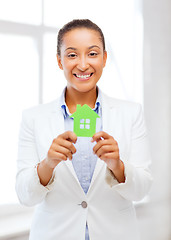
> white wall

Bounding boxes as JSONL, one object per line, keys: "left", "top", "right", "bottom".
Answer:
{"left": 138, "top": 0, "right": 171, "bottom": 239}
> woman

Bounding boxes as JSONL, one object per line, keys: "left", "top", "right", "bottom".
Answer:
{"left": 16, "top": 19, "right": 152, "bottom": 240}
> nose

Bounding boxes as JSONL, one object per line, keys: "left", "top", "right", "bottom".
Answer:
{"left": 77, "top": 55, "right": 89, "bottom": 71}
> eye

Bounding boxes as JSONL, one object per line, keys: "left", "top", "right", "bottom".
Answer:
{"left": 88, "top": 52, "right": 98, "bottom": 57}
{"left": 67, "top": 53, "right": 77, "bottom": 58}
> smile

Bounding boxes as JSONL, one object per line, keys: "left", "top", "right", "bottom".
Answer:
{"left": 74, "top": 73, "right": 93, "bottom": 79}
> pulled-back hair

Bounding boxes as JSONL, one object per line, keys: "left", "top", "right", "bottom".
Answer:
{"left": 57, "top": 19, "right": 106, "bottom": 56}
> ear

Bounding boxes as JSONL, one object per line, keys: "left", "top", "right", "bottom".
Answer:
{"left": 57, "top": 54, "right": 63, "bottom": 70}
{"left": 103, "top": 51, "right": 107, "bottom": 68}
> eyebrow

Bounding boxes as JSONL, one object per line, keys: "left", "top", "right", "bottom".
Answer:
{"left": 89, "top": 45, "right": 100, "bottom": 50}
{"left": 65, "top": 47, "right": 77, "bottom": 52}
{"left": 64, "top": 45, "right": 100, "bottom": 52}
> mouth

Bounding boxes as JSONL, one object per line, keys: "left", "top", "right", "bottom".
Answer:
{"left": 73, "top": 73, "right": 93, "bottom": 80}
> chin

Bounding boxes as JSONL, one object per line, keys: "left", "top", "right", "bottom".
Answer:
{"left": 75, "top": 84, "right": 97, "bottom": 94}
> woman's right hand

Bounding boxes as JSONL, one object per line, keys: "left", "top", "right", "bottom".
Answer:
{"left": 45, "top": 131, "right": 77, "bottom": 169}
{"left": 37, "top": 131, "right": 77, "bottom": 186}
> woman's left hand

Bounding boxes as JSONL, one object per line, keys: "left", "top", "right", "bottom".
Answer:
{"left": 92, "top": 131, "right": 125, "bottom": 183}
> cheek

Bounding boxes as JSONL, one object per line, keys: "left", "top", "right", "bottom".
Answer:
{"left": 63, "top": 58, "right": 75, "bottom": 70}
{"left": 62, "top": 62, "right": 72, "bottom": 73}
{"left": 95, "top": 61, "right": 105, "bottom": 73}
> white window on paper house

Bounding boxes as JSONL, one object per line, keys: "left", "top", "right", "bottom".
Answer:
{"left": 80, "top": 119, "right": 90, "bottom": 129}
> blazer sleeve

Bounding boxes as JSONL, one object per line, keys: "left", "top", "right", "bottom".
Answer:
{"left": 105, "top": 104, "right": 153, "bottom": 201}
{"left": 15, "top": 109, "right": 55, "bottom": 206}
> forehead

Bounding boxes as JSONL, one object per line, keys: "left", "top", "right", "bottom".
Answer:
{"left": 61, "top": 28, "right": 102, "bottom": 50}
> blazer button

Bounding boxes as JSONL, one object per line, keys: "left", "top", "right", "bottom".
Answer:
{"left": 81, "top": 201, "right": 87, "bottom": 208}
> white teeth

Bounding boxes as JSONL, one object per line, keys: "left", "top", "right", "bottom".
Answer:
{"left": 76, "top": 74, "right": 91, "bottom": 79}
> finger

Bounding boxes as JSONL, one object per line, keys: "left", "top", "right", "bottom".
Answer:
{"left": 95, "top": 145, "right": 115, "bottom": 158}
{"left": 92, "top": 131, "right": 112, "bottom": 143}
{"left": 47, "top": 148, "right": 68, "bottom": 162}
{"left": 93, "top": 137, "right": 117, "bottom": 153}
{"left": 56, "top": 138, "right": 77, "bottom": 154}
{"left": 100, "top": 152, "right": 120, "bottom": 161}
{"left": 52, "top": 144, "right": 73, "bottom": 160}
{"left": 93, "top": 139, "right": 110, "bottom": 154}
{"left": 61, "top": 131, "right": 77, "bottom": 144}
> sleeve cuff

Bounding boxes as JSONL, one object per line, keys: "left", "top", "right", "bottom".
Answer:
{"left": 35, "top": 164, "right": 56, "bottom": 191}
{"left": 105, "top": 167, "right": 119, "bottom": 186}
{"left": 105, "top": 161, "right": 134, "bottom": 188}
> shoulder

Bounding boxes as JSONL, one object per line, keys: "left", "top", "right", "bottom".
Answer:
{"left": 101, "top": 91, "right": 142, "bottom": 113}
{"left": 22, "top": 98, "right": 60, "bottom": 120}
{"left": 100, "top": 91, "right": 146, "bottom": 133}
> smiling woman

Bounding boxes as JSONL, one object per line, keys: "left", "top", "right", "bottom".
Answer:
{"left": 15, "top": 19, "right": 152, "bottom": 240}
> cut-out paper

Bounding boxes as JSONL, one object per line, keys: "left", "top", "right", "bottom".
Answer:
{"left": 70, "top": 104, "right": 100, "bottom": 137}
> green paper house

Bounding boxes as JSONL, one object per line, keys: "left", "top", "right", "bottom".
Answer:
{"left": 70, "top": 104, "right": 100, "bottom": 137}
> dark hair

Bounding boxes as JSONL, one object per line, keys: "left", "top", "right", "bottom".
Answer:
{"left": 57, "top": 19, "right": 106, "bottom": 56}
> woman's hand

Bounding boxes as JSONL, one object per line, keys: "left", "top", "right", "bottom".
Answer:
{"left": 45, "top": 131, "right": 77, "bottom": 169}
{"left": 92, "top": 131, "right": 125, "bottom": 183}
{"left": 38, "top": 131, "right": 77, "bottom": 186}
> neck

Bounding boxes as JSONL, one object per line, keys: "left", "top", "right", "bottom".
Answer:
{"left": 65, "top": 87, "right": 98, "bottom": 114}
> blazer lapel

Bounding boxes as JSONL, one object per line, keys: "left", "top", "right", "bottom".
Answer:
{"left": 87, "top": 158, "right": 105, "bottom": 194}
{"left": 64, "top": 160, "right": 86, "bottom": 194}
{"left": 101, "top": 91, "right": 114, "bottom": 133}
{"left": 50, "top": 111, "right": 65, "bottom": 139}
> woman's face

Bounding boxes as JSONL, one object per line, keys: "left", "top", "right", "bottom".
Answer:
{"left": 57, "top": 28, "right": 107, "bottom": 94}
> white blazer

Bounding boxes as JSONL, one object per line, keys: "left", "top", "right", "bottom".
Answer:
{"left": 16, "top": 89, "right": 152, "bottom": 240}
